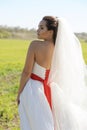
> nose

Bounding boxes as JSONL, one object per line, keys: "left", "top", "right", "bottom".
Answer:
{"left": 37, "top": 29, "right": 40, "bottom": 35}
{"left": 37, "top": 29, "right": 39, "bottom": 33}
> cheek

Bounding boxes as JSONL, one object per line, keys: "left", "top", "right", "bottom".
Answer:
{"left": 37, "top": 31, "right": 47, "bottom": 39}
{"left": 39, "top": 31, "right": 46, "bottom": 36}
{"left": 40, "top": 29, "right": 45, "bottom": 33}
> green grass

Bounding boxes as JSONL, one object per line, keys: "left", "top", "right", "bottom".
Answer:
{"left": 81, "top": 40, "right": 87, "bottom": 64}
{"left": 0, "top": 39, "right": 30, "bottom": 130}
{"left": 0, "top": 39, "right": 87, "bottom": 130}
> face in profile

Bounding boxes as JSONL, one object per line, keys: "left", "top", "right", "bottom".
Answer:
{"left": 37, "top": 20, "right": 53, "bottom": 40}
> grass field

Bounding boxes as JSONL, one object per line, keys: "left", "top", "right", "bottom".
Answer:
{"left": 0, "top": 39, "right": 87, "bottom": 130}
{"left": 0, "top": 39, "right": 30, "bottom": 130}
{"left": 81, "top": 40, "right": 87, "bottom": 64}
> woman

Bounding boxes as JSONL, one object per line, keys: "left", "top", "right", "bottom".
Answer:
{"left": 17, "top": 16, "right": 57, "bottom": 130}
{"left": 17, "top": 16, "right": 87, "bottom": 130}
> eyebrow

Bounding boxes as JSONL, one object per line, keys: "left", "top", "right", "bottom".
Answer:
{"left": 38, "top": 24, "right": 44, "bottom": 28}
{"left": 39, "top": 24, "right": 43, "bottom": 27}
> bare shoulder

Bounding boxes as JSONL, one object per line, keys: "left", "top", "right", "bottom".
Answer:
{"left": 30, "top": 40, "right": 43, "bottom": 45}
{"left": 29, "top": 40, "right": 43, "bottom": 49}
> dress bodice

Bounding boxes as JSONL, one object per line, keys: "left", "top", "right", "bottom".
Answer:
{"left": 32, "top": 62, "right": 49, "bottom": 80}
{"left": 31, "top": 62, "right": 51, "bottom": 108}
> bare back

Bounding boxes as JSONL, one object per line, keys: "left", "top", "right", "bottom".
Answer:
{"left": 34, "top": 40, "right": 54, "bottom": 69}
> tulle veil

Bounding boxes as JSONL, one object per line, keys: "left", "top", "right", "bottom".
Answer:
{"left": 48, "top": 18, "right": 87, "bottom": 130}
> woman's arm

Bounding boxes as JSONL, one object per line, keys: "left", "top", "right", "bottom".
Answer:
{"left": 17, "top": 41, "right": 35, "bottom": 104}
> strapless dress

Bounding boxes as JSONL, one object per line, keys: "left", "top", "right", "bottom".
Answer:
{"left": 18, "top": 62, "right": 54, "bottom": 130}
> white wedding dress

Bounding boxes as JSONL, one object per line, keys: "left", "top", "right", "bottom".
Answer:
{"left": 18, "top": 62, "right": 54, "bottom": 130}
{"left": 18, "top": 18, "right": 87, "bottom": 130}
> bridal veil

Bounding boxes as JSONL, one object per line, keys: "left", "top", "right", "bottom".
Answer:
{"left": 48, "top": 18, "right": 87, "bottom": 130}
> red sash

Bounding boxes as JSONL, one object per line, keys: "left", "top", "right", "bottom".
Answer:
{"left": 31, "top": 70, "right": 52, "bottom": 109}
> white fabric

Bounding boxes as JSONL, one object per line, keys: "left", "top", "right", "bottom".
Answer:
{"left": 18, "top": 62, "right": 54, "bottom": 130}
{"left": 32, "top": 62, "right": 46, "bottom": 79}
{"left": 48, "top": 18, "right": 87, "bottom": 130}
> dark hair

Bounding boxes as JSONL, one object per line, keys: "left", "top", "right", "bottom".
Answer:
{"left": 42, "top": 16, "right": 58, "bottom": 45}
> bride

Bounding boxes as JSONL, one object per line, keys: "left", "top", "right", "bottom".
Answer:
{"left": 17, "top": 16, "right": 87, "bottom": 130}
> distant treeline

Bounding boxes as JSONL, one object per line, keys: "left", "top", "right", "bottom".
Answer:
{"left": 75, "top": 33, "right": 87, "bottom": 42}
{"left": 0, "top": 25, "right": 87, "bottom": 41}
{"left": 0, "top": 25, "right": 37, "bottom": 40}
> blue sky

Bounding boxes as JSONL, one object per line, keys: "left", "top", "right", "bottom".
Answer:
{"left": 0, "top": 0, "right": 87, "bottom": 32}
